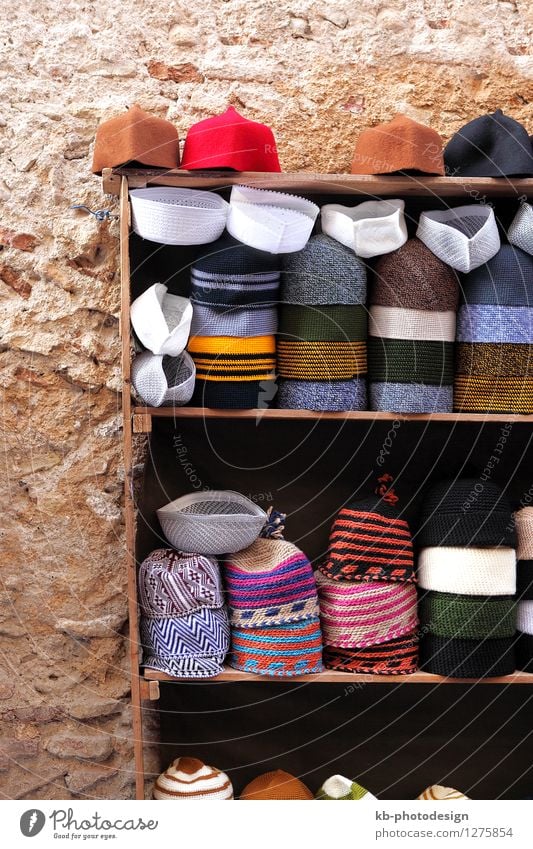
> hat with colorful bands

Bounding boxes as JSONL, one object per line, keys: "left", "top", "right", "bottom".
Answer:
{"left": 228, "top": 618, "right": 323, "bottom": 677}
{"left": 323, "top": 633, "right": 419, "bottom": 675}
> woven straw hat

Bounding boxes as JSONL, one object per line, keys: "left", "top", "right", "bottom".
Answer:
{"left": 130, "top": 284, "right": 192, "bottom": 356}
{"left": 321, "top": 199, "right": 407, "bottom": 258}
{"left": 240, "top": 770, "right": 313, "bottom": 800}
{"left": 138, "top": 549, "right": 223, "bottom": 618}
{"left": 92, "top": 104, "right": 179, "bottom": 174}
{"left": 154, "top": 757, "right": 233, "bottom": 800}
{"left": 316, "top": 775, "right": 377, "bottom": 800}
{"left": 416, "top": 205, "right": 500, "bottom": 273}
{"left": 181, "top": 105, "right": 281, "bottom": 172}
{"left": 351, "top": 114, "right": 445, "bottom": 175}
{"left": 131, "top": 351, "right": 195, "bottom": 407}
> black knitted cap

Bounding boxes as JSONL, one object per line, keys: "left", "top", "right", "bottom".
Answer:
{"left": 420, "top": 635, "right": 516, "bottom": 678}
{"left": 417, "top": 478, "right": 516, "bottom": 548}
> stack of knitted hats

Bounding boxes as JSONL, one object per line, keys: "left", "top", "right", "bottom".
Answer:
{"left": 418, "top": 479, "right": 517, "bottom": 678}
{"left": 138, "top": 549, "right": 230, "bottom": 678}
{"left": 223, "top": 535, "right": 323, "bottom": 676}
{"left": 454, "top": 244, "right": 533, "bottom": 414}
{"left": 515, "top": 507, "right": 533, "bottom": 671}
{"left": 368, "top": 238, "right": 459, "bottom": 412}
{"left": 153, "top": 757, "right": 234, "bottom": 800}
{"left": 277, "top": 234, "right": 368, "bottom": 411}
{"left": 188, "top": 235, "right": 280, "bottom": 409}
{"left": 317, "top": 493, "right": 419, "bottom": 675}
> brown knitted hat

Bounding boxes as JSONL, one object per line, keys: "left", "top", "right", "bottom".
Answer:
{"left": 372, "top": 238, "right": 460, "bottom": 310}
{"left": 351, "top": 114, "right": 445, "bottom": 176}
{"left": 91, "top": 104, "right": 180, "bottom": 174}
{"left": 240, "top": 770, "right": 314, "bottom": 800}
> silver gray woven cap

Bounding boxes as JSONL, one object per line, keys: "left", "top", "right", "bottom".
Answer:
{"left": 508, "top": 202, "right": 533, "bottom": 257}
{"left": 281, "top": 234, "right": 367, "bottom": 305}
{"left": 190, "top": 303, "right": 278, "bottom": 337}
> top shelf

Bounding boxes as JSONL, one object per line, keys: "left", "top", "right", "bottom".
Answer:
{"left": 103, "top": 168, "right": 533, "bottom": 198}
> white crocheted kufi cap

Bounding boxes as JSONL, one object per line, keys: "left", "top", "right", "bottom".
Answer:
{"left": 226, "top": 184, "right": 319, "bottom": 254}
{"left": 417, "top": 547, "right": 516, "bottom": 595}
{"left": 416, "top": 205, "right": 500, "bottom": 273}
{"left": 131, "top": 350, "right": 195, "bottom": 407}
{"left": 369, "top": 305, "right": 456, "bottom": 342}
{"left": 508, "top": 202, "right": 533, "bottom": 257}
{"left": 321, "top": 199, "right": 407, "bottom": 258}
{"left": 130, "top": 187, "right": 228, "bottom": 245}
{"left": 130, "top": 283, "right": 193, "bottom": 356}
{"left": 153, "top": 757, "right": 234, "bottom": 800}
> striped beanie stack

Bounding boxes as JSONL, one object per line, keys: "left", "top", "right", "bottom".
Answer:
{"left": 454, "top": 245, "right": 533, "bottom": 413}
{"left": 223, "top": 537, "right": 323, "bottom": 676}
{"left": 188, "top": 236, "right": 280, "bottom": 408}
{"left": 514, "top": 507, "right": 533, "bottom": 671}
{"left": 368, "top": 238, "right": 459, "bottom": 412}
{"left": 138, "top": 549, "right": 230, "bottom": 678}
{"left": 318, "top": 495, "right": 420, "bottom": 674}
{"left": 153, "top": 757, "right": 233, "bottom": 800}
{"left": 277, "top": 235, "right": 368, "bottom": 411}
{"left": 418, "top": 479, "right": 517, "bottom": 678}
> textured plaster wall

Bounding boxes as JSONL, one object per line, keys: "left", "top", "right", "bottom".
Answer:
{"left": 0, "top": 0, "right": 532, "bottom": 799}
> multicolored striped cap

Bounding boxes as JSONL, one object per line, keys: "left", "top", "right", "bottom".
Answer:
{"left": 224, "top": 538, "right": 320, "bottom": 627}
{"left": 319, "top": 497, "right": 415, "bottom": 583}
{"left": 228, "top": 618, "right": 323, "bottom": 677}
{"left": 323, "top": 632, "right": 419, "bottom": 675}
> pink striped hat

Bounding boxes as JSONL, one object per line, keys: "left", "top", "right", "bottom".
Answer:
{"left": 316, "top": 572, "right": 418, "bottom": 647}
{"left": 223, "top": 538, "right": 320, "bottom": 627}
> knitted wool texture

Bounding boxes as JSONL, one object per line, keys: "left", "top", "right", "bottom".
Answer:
{"left": 153, "top": 757, "right": 233, "bottom": 800}
{"left": 368, "top": 339, "right": 454, "bottom": 384}
{"left": 316, "top": 776, "right": 376, "bottom": 800}
{"left": 190, "top": 378, "right": 269, "bottom": 409}
{"left": 373, "top": 239, "right": 460, "bottom": 311}
{"left": 516, "top": 600, "right": 533, "bottom": 634}
{"left": 278, "top": 304, "right": 367, "bottom": 342}
{"left": 323, "top": 632, "right": 419, "bottom": 675}
{"left": 320, "top": 498, "right": 415, "bottom": 583}
{"left": 92, "top": 104, "right": 180, "bottom": 174}
{"left": 138, "top": 549, "right": 223, "bottom": 617}
{"left": 351, "top": 114, "right": 445, "bottom": 175}
{"left": 190, "top": 304, "right": 278, "bottom": 338}
{"left": 417, "top": 479, "right": 516, "bottom": 548}
{"left": 228, "top": 618, "right": 323, "bottom": 676}
{"left": 240, "top": 770, "right": 313, "bottom": 800}
{"left": 369, "top": 383, "right": 453, "bottom": 413}
{"left": 281, "top": 235, "right": 367, "bottom": 305}
{"left": 418, "top": 592, "right": 517, "bottom": 639}
{"left": 517, "top": 561, "right": 533, "bottom": 600}
{"left": 140, "top": 607, "right": 230, "bottom": 660}
{"left": 515, "top": 507, "right": 533, "bottom": 559}
{"left": 418, "top": 786, "right": 469, "bottom": 800}
{"left": 420, "top": 634, "right": 516, "bottom": 678}
{"left": 455, "top": 245, "right": 533, "bottom": 413}
{"left": 187, "top": 335, "right": 276, "bottom": 382}
{"left": 277, "top": 340, "right": 367, "bottom": 380}
{"left": 277, "top": 378, "right": 367, "bottom": 411}
{"left": 515, "top": 632, "right": 533, "bottom": 671}
{"left": 223, "top": 537, "right": 320, "bottom": 627}
{"left": 180, "top": 105, "right": 281, "bottom": 172}
{"left": 316, "top": 572, "right": 419, "bottom": 647}
{"left": 508, "top": 202, "right": 533, "bottom": 256}
{"left": 143, "top": 654, "right": 227, "bottom": 678}
{"left": 417, "top": 547, "right": 517, "bottom": 595}
{"left": 443, "top": 110, "right": 533, "bottom": 177}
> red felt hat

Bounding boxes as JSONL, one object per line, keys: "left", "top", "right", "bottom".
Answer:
{"left": 181, "top": 106, "right": 281, "bottom": 172}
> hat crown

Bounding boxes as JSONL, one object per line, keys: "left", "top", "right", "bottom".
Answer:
{"left": 181, "top": 105, "right": 281, "bottom": 171}
{"left": 444, "top": 111, "right": 533, "bottom": 177}
{"left": 174, "top": 757, "right": 205, "bottom": 775}
{"left": 281, "top": 234, "right": 367, "bottom": 305}
{"left": 373, "top": 238, "right": 459, "bottom": 310}
{"left": 92, "top": 104, "right": 179, "bottom": 174}
{"left": 352, "top": 112, "right": 444, "bottom": 175}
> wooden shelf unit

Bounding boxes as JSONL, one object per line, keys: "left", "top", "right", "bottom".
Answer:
{"left": 115, "top": 169, "right": 533, "bottom": 801}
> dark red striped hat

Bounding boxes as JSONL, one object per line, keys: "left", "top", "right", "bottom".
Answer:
{"left": 323, "top": 632, "right": 419, "bottom": 675}
{"left": 319, "top": 497, "right": 415, "bottom": 583}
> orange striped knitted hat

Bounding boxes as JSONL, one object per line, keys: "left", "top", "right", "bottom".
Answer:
{"left": 240, "top": 770, "right": 313, "bottom": 800}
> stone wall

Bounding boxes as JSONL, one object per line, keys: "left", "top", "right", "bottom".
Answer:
{"left": 0, "top": 0, "right": 532, "bottom": 799}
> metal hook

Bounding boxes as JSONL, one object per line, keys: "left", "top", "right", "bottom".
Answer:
{"left": 70, "top": 204, "right": 118, "bottom": 221}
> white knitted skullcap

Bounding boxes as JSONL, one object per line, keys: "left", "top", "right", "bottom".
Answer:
{"left": 418, "top": 785, "right": 469, "bottom": 800}
{"left": 508, "top": 202, "right": 533, "bottom": 257}
{"left": 369, "top": 306, "right": 456, "bottom": 342}
{"left": 318, "top": 774, "right": 377, "bottom": 800}
{"left": 417, "top": 205, "right": 500, "bottom": 272}
{"left": 131, "top": 351, "right": 195, "bottom": 407}
{"left": 226, "top": 185, "right": 319, "bottom": 253}
{"left": 321, "top": 199, "right": 408, "bottom": 258}
{"left": 418, "top": 547, "right": 516, "bottom": 595}
{"left": 130, "top": 187, "right": 228, "bottom": 245}
{"left": 153, "top": 757, "right": 233, "bottom": 800}
{"left": 515, "top": 507, "right": 533, "bottom": 560}
{"left": 131, "top": 283, "right": 193, "bottom": 356}
{"left": 517, "top": 601, "right": 533, "bottom": 635}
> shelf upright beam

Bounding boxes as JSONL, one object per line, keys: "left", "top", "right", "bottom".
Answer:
{"left": 119, "top": 176, "right": 149, "bottom": 801}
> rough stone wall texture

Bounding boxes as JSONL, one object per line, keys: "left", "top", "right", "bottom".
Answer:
{"left": 0, "top": 0, "right": 532, "bottom": 799}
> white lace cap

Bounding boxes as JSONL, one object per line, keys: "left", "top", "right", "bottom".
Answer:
{"left": 130, "top": 187, "right": 228, "bottom": 245}
{"left": 321, "top": 199, "right": 407, "bottom": 258}
{"left": 416, "top": 204, "right": 500, "bottom": 272}
{"left": 508, "top": 202, "right": 533, "bottom": 257}
{"left": 226, "top": 184, "right": 319, "bottom": 253}
{"left": 131, "top": 351, "right": 196, "bottom": 407}
{"left": 131, "top": 283, "right": 193, "bottom": 356}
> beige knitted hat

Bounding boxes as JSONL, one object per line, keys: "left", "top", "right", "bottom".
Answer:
{"left": 418, "top": 785, "right": 469, "bottom": 800}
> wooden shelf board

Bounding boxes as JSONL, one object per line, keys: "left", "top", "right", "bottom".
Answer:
{"left": 104, "top": 168, "right": 533, "bottom": 197}
{"left": 133, "top": 406, "right": 532, "bottom": 429}
{"left": 143, "top": 668, "right": 533, "bottom": 685}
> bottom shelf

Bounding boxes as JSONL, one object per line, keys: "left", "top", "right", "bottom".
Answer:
{"left": 143, "top": 667, "right": 533, "bottom": 685}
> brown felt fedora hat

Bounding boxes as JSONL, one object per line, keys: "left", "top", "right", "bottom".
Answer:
{"left": 92, "top": 104, "right": 180, "bottom": 174}
{"left": 240, "top": 769, "right": 314, "bottom": 800}
{"left": 351, "top": 114, "right": 445, "bottom": 175}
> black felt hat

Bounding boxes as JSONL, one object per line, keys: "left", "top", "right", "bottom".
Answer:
{"left": 444, "top": 110, "right": 533, "bottom": 177}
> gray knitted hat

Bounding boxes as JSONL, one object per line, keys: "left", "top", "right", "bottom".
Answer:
{"left": 281, "top": 234, "right": 367, "bottom": 305}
